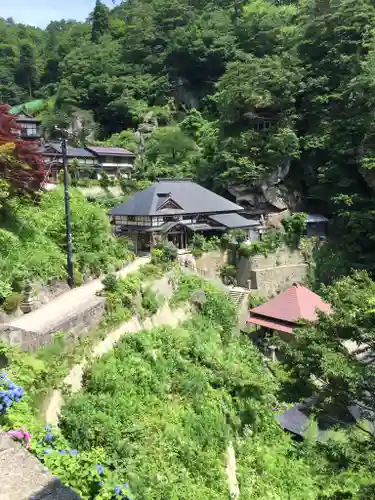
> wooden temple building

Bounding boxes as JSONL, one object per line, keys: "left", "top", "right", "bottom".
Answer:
{"left": 247, "top": 283, "right": 332, "bottom": 341}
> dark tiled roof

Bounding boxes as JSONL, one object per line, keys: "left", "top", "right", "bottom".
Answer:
{"left": 86, "top": 146, "right": 135, "bottom": 157}
{"left": 110, "top": 180, "right": 244, "bottom": 216}
{"left": 16, "top": 115, "right": 41, "bottom": 124}
{"left": 249, "top": 284, "right": 332, "bottom": 324}
{"left": 42, "top": 142, "right": 95, "bottom": 158}
{"left": 209, "top": 213, "right": 259, "bottom": 229}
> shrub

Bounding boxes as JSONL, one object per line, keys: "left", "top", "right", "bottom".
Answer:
{"left": 0, "top": 188, "right": 134, "bottom": 288}
{"left": 2, "top": 292, "right": 23, "bottom": 314}
{"left": 60, "top": 309, "right": 274, "bottom": 499}
{"left": 248, "top": 292, "right": 267, "bottom": 309}
{"left": 191, "top": 233, "right": 221, "bottom": 253}
{"left": 151, "top": 240, "right": 178, "bottom": 265}
{"left": 138, "top": 263, "right": 164, "bottom": 279}
{"left": 0, "top": 279, "right": 12, "bottom": 301}
{"left": 282, "top": 213, "right": 307, "bottom": 247}
{"left": 191, "top": 248, "right": 203, "bottom": 258}
{"left": 219, "top": 264, "right": 237, "bottom": 285}
{"left": 73, "top": 269, "right": 83, "bottom": 287}
{"left": 141, "top": 286, "right": 160, "bottom": 316}
{"left": 102, "top": 273, "right": 118, "bottom": 293}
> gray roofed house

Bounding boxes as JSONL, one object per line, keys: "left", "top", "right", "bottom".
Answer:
{"left": 109, "top": 179, "right": 260, "bottom": 252}
{"left": 86, "top": 146, "right": 135, "bottom": 157}
{"left": 41, "top": 142, "right": 135, "bottom": 183}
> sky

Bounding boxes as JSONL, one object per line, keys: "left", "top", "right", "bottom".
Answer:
{"left": 0, "top": 0, "right": 114, "bottom": 28}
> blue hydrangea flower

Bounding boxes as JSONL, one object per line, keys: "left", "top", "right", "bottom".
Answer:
{"left": 70, "top": 450, "right": 78, "bottom": 456}
{"left": 95, "top": 464, "right": 104, "bottom": 475}
{"left": 58, "top": 450, "right": 67, "bottom": 455}
{"left": 44, "top": 449, "right": 53, "bottom": 454}
{"left": 123, "top": 484, "right": 129, "bottom": 489}
{"left": 44, "top": 433, "right": 54, "bottom": 443}
{"left": 114, "top": 485, "right": 122, "bottom": 496}
{"left": 44, "top": 426, "right": 52, "bottom": 431}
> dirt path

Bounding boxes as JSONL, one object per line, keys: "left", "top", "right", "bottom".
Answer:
{"left": 225, "top": 441, "right": 240, "bottom": 499}
{"left": 45, "top": 304, "right": 188, "bottom": 426}
{"left": 9, "top": 256, "right": 150, "bottom": 335}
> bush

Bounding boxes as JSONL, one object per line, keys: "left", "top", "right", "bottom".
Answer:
{"left": 60, "top": 312, "right": 274, "bottom": 500}
{"left": 282, "top": 213, "right": 307, "bottom": 247}
{"left": 73, "top": 268, "right": 84, "bottom": 287}
{"left": 138, "top": 263, "right": 164, "bottom": 279}
{"left": 102, "top": 273, "right": 118, "bottom": 293}
{"left": 101, "top": 273, "right": 142, "bottom": 316}
{"left": 141, "top": 286, "right": 160, "bottom": 316}
{"left": 191, "top": 233, "right": 221, "bottom": 253}
{"left": 219, "top": 264, "right": 237, "bottom": 285}
{"left": 191, "top": 248, "right": 203, "bottom": 259}
{"left": 248, "top": 292, "right": 267, "bottom": 309}
{"left": 151, "top": 240, "right": 177, "bottom": 265}
{"left": 0, "top": 188, "right": 134, "bottom": 289}
{"left": 2, "top": 292, "right": 23, "bottom": 314}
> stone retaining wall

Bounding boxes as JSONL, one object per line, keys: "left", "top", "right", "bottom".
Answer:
{"left": 236, "top": 246, "right": 307, "bottom": 296}
{"left": 0, "top": 297, "right": 106, "bottom": 352}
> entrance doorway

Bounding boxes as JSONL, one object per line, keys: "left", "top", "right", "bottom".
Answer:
{"left": 167, "top": 230, "right": 187, "bottom": 249}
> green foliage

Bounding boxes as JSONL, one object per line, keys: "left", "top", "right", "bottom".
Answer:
{"left": 0, "top": 188, "right": 133, "bottom": 290}
{"left": 171, "top": 272, "right": 237, "bottom": 341}
{"left": 282, "top": 213, "right": 307, "bottom": 247}
{"left": 59, "top": 309, "right": 275, "bottom": 499}
{"left": 101, "top": 268, "right": 163, "bottom": 323}
{"left": 2, "top": 292, "right": 23, "bottom": 314}
{"left": 219, "top": 264, "right": 237, "bottom": 286}
{"left": 191, "top": 233, "right": 221, "bottom": 255}
{"left": 151, "top": 240, "right": 178, "bottom": 265}
{"left": 91, "top": 0, "right": 110, "bottom": 43}
{"left": 247, "top": 292, "right": 266, "bottom": 310}
{"left": 238, "top": 231, "right": 284, "bottom": 258}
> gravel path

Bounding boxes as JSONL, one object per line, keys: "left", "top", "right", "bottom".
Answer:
{"left": 9, "top": 257, "right": 150, "bottom": 335}
{"left": 225, "top": 441, "right": 240, "bottom": 499}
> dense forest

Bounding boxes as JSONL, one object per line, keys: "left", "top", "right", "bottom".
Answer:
{"left": 2, "top": 0, "right": 375, "bottom": 271}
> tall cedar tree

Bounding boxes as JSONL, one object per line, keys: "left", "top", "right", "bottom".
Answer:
{"left": 91, "top": 0, "right": 110, "bottom": 43}
{"left": 15, "top": 42, "right": 39, "bottom": 97}
{"left": 0, "top": 104, "right": 46, "bottom": 194}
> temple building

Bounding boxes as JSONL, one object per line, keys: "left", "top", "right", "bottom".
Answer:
{"left": 247, "top": 283, "right": 332, "bottom": 342}
{"left": 109, "top": 178, "right": 260, "bottom": 251}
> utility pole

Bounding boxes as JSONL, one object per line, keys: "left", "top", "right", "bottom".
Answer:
{"left": 61, "top": 137, "right": 75, "bottom": 288}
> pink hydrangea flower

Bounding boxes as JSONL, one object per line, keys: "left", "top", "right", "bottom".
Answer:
{"left": 7, "top": 428, "right": 31, "bottom": 450}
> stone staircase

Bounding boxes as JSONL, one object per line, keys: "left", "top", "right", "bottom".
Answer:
{"left": 228, "top": 287, "right": 246, "bottom": 305}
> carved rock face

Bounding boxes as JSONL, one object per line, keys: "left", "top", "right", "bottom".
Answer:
{"left": 227, "top": 159, "right": 300, "bottom": 212}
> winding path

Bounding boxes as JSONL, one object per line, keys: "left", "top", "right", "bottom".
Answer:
{"left": 45, "top": 303, "right": 188, "bottom": 426}
{"left": 9, "top": 257, "right": 150, "bottom": 335}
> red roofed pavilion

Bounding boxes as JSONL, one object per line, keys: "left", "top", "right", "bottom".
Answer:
{"left": 247, "top": 284, "right": 332, "bottom": 334}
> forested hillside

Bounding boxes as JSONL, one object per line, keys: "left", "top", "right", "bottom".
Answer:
{"left": 2, "top": 0, "right": 375, "bottom": 269}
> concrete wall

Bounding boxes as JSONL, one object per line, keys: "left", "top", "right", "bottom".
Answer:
{"left": 0, "top": 432, "right": 80, "bottom": 500}
{"left": 236, "top": 246, "right": 307, "bottom": 296}
{"left": 0, "top": 297, "right": 106, "bottom": 352}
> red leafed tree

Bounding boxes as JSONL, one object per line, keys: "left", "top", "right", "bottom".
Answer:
{"left": 0, "top": 104, "right": 46, "bottom": 195}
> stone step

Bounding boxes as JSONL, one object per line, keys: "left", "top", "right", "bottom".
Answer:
{"left": 228, "top": 289, "right": 246, "bottom": 305}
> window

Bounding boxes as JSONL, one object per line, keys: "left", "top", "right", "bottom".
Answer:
{"left": 21, "top": 123, "right": 39, "bottom": 136}
{"left": 254, "top": 121, "right": 272, "bottom": 132}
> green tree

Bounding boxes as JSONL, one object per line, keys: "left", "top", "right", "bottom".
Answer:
{"left": 91, "top": 0, "right": 110, "bottom": 43}
{"left": 15, "top": 42, "right": 39, "bottom": 97}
